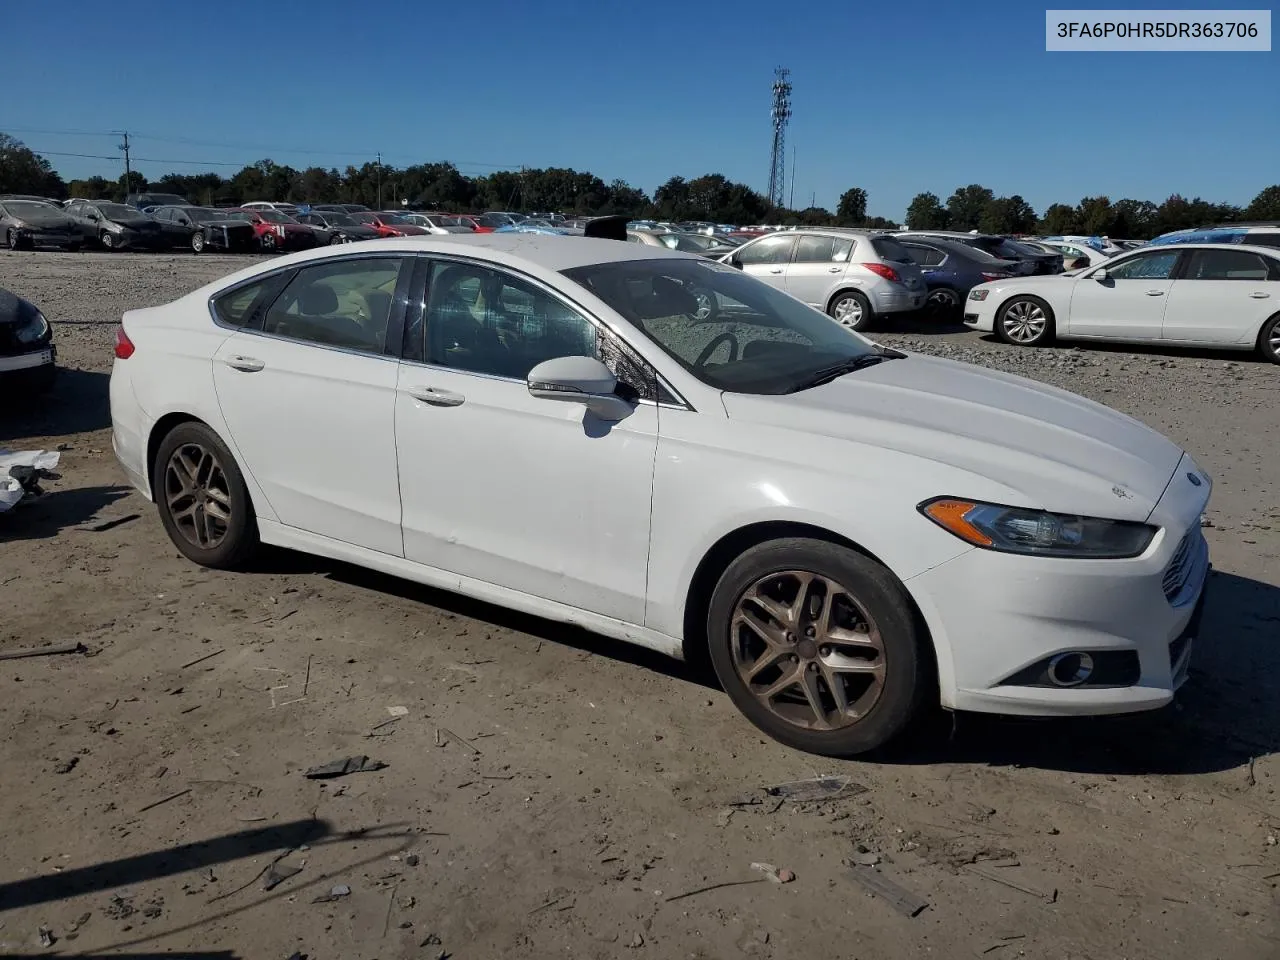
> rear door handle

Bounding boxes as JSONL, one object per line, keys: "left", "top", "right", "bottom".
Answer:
{"left": 1250, "top": 291, "right": 1271, "bottom": 299}
{"left": 1145, "top": 290, "right": 1165, "bottom": 297}
{"left": 407, "top": 385, "right": 465, "bottom": 407}
{"left": 222, "top": 355, "right": 265, "bottom": 372}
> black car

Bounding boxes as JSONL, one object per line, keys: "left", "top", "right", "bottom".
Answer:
{"left": 294, "top": 211, "right": 380, "bottom": 244}
{"left": 897, "top": 237, "right": 1020, "bottom": 314}
{"left": 0, "top": 200, "right": 82, "bottom": 251}
{"left": 64, "top": 200, "right": 167, "bottom": 251}
{"left": 150, "top": 206, "right": 257, "bottom": 253}
{"left": 0, "top": 287, "right": 55, "bottom": 392}
{"left": 898, "top": 232, "right": 1063, "bottom": 275}
{"left": 125, "top": 192, "right": 188, "bottom": 211}
{"left": 313, "top": 203, "right": 370, "bottom": 214}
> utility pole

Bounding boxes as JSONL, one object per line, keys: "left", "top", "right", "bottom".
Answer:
{"left": 116, "top": 131, "right": 131, "bottom": 197}
{"left": 375, "top": 152, "right": 382, "bottom": 210}
{"left": 789, "top": 143, "right": 796, "bottom": 209}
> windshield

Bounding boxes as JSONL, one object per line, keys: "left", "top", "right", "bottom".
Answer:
{"left": 378, "top": 213, "right": 410, "bottom": 224}
{"left": 254, "top": 209, "right": 296, "bottom": 223}
{"left": 350, "top": 213, "right": 379, "bottom": 224}
{"left": 1004, "top": 239, "right": 1053, "bottom": 258}
{"left": 144, "top": 194, "right": 186, "bottom": 205}
{"left": 98, "top": 203, "right": 138, "bottom": 219}
{"left": 562, "top": 258, "right": 879, "bottom": 395}
{"left": 935, "top": 240, "right": 1003, "bottom": 263}
{"left": 429, "top": 215, "right": 464, "bottom": 226}
{"left": 3, "top": 200, "right": 58, "bottom": 217}
{"left": 325, "top": 213, "right": 356, "bottom": 226}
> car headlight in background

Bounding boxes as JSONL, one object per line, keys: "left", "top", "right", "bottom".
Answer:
{"left": 919, "top": 497, "right": 1156, "bottom": 559}
{"left": 968, "top": 289, "right": 991, "bottom": 301}
{"left": 14, "top": 310, "right": 50, "bottom": 345}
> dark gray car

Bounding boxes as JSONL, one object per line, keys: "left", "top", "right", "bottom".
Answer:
{"left": 0, "top": 200, "right": 82, "bottom": 251}
{"left": 64, "top": 200, "right": 167, "bottom": 251}
{"left": 295, "top": 211, "right": 380, "bottom": 244}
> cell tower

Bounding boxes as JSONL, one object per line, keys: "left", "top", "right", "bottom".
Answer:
{"left": 767, "top": 67, "right": 792, "bottom": 208}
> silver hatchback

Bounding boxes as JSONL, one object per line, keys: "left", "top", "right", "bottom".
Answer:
{"left": 723, "top": 230, "right": 927, "bottom": 330}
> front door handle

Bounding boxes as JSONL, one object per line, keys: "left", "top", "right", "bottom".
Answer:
{"left": 1250, "top": 291, "right": 1271, "bottom": 299}
{"left": 828, "top": 266, "right": 842, "bottom": 273}
{"left": 768, "top": 267, "right": 784, "bottom": 274}
{"left": 223, "top": 355, "right": 265, "bottom": 372}
{"left": 1145, "top": 290, "right": 1165, "bottom": 297}
{"left": 407, "top": 385, "right": 465, "bottom": 407}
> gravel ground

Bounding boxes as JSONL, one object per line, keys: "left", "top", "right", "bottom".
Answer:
{"left": 1, "top": 250, "right": 1277, "bottom": 959}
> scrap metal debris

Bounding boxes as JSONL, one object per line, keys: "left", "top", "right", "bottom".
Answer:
{"left": 0, "top": 449, "right": 60, "bottom": 513}
{"left": 311, "top": 883, "right": 351, "bottom": 904}
{"left": 303, "top": 756, "right": 388, "bottom": 779}
{"left": 0, "top": 642, "right": 87, "bottom": 662}
{"left": 731, "top": 775, "right": 867, "bottom": 807}
{"left": 750, "top": 862, "right": 796, "bottom": 883}
{"left": 80, "top": 513, "right": 140, "bottom": 532}
{"left": 262, "top": 861, "right": 303, "bottom": 891}
{"left": 847, "top": 865, "right": 930, "bottom": 917}
{"left": 37, "top": 926, "right": 55, "bottom": 948}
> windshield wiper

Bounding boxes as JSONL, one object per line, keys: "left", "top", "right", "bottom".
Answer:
{"left": 788, "top": 351, "right": 902, "bottom": 392}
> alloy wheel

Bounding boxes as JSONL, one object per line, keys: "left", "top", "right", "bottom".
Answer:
{"left": 1269, "top": 324, "right": 1280, "bottom": 357}
{"left": 730, "top": 570, "right": 886, "bottom": 731}
{"left": 833, "top": 296, "right": 863, "bottom": 327}
{"left": 164, "top": 442, "right": 233, "bottom": 550}
{"left": 1001, "top": 300, "right": 1047, "bottom": 342}
{"left": 689, "top": 286, "right": 714, "bottom": 322}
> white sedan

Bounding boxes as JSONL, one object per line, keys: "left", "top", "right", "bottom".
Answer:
{"left": 109, "top": 235, "right": 1212, "bottom": 756}
{"left": 965, "top": 242, "right": 1280, "bottom": 363}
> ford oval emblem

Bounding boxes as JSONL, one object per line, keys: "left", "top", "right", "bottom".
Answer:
{"left": 1187, "top": 472, "right": 1202, "bottom": 487}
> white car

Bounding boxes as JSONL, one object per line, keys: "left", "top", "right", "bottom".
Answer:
{"left": 725, "top": 230, "right": 928, "bottom": 330}
{"left": 964, "top": 242, "right": 1280, "bottom": 363}
{"left": 109, "top": 235, "right": 1212, "bottom": 756}
{"left": 1035, "top": 240, "right": 1112, "bottom": 269}
{"left": 400, "top": 213, "right": 474, "bottom": 235}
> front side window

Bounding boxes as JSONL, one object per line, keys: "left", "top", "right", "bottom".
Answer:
{"left": 1104, "top": 251, "right": 1180, "bottom": 280}
{"left": 563, "top": 258, "right": 879, "bottom": 395}
{"left": 261, "top": 257, "right": 403, "bottom": 353}
{"left": 736, "top": 234, "right": 796, "bottom": 265}
{"left": 1184, "top": 249, "right": 1272, "bottom": 281}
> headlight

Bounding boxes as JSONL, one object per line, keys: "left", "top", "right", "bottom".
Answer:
{"left": 968, "top": 289, "right": 990, "bottom": 301}
{"left": 919, "top": 497, "right": 1156, "bottom": 559}
{"left": 14, "top": 310, "right": 50, "bottom": 345}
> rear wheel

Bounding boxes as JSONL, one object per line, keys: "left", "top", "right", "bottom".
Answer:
{"left": 706, "top": 538, "right": 928, "bottom": 757}
{"left": 995, "top": 295, "right": 1054, "bottom": 346}
{"left": 828, "top": 290, "right": 874, "bottom": 331}
{"left": 926, "top": 287, "right": 959, "bottom": 317}
{"left": 1259, "top": 314, "right": 1280, "bottom": 365}
{"left": 153, "top": 422, "right": 259, "bottom": 569}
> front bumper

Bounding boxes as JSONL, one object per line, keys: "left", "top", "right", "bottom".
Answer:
{"left": 0, "top": 344, "right": 56, "bottom": 389}
{"left": 905, "top": 454, "right": 1211, "bottom": 716}
{"left": 963, "top": 298, "right": 998, "bottom": 331}
{"left": 17, "top": 230, "right": 80, "bottom": 249}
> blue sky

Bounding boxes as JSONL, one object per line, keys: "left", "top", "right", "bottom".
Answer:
{"left": 3, "top": 0, "right": 1276, "bottom": 217}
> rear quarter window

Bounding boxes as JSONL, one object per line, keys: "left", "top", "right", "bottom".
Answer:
{"left": 870, "top": 237, "right": 912, "bottom": 263}
{"left": 211, "top": 274, "right": 287, "bottom": 329}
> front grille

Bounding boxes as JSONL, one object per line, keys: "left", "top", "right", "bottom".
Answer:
{"left": 1162, "top": 531, "right": 1208, "bottom": 607}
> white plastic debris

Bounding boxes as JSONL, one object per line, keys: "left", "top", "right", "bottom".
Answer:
{"left": 0, "top": 449, "right": 60, "bottom": 513}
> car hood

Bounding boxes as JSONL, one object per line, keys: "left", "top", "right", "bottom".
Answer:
{"left": 720, "top": 353, "right": 1183, "bottom": 523}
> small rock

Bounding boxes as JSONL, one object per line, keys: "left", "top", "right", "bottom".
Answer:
{"left": 777, "top": 868, "right": 796, "bottom": 883}
{"left": 420, "top": 933, "right": 443, "bottom": 947}
{"left": 38, "top": 926, "right": 56, "bottom": 948}
{"left": 628, "top": 932, "right": 645, "bottom": 948}
{"left": 53, "top": 757, "right": 79, "bottom": 775}
{"left": 404, "top": 853, "right": 420, "bottom": 867}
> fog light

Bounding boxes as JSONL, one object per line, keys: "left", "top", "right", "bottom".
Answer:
{"left": 1047, "top": 652, "right": 1094, "bottom": 687}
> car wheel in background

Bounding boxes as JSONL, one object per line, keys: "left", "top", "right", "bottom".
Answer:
{"left": 995, "top": 296, "right": 1055, "bottom": 346}
{"left": 706, "top": 538, "right": 929, "bottom": 757}
{"left": 191, "top": 232, "right": 206, "bottom": 254}
{"left": 828, "top": 290, "right": 874, "bottom": 331}
{"left": 99, "top": 232, "right": 116, "bottom": 250}
{"left": 153, "top": 421, "right": 259, "bottom": 569}
{"left": 685, "top": 282, "right": 719, "bottom": 322}
{"left": 926, "top": 287, "right": 959, "bottom": 317}
{"left": 260, "top": 234, "right": 276, "bottom": 252}
{"left": 1258, "top": 314, "right": 1280, "bottom": 365}
{"left": 8, "top": 230, "right": 28, "bottom": 251}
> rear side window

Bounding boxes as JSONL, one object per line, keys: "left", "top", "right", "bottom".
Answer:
{"left": 794, "top": 235, "right": 836, "bottom": 262}
{"left": 212, "top": 280, "right": 270, "bottom": 328}
{"left": 870, "top": 237, "right": 912, "bottom": 263}
{"left": 904, "top": 244, "right": 944, "bottom": 267}
{"left": 1184, "top": 249, "right": 1272, "bottom": 281}
{"left": 1245, "top": 232, "right": 1280, "bottom": 250}
{"left": 262, "top": 257, "right": 404, "bottom": 353}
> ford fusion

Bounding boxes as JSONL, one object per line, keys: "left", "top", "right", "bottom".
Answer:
{"left": 108, "top": 236, "right": 1211, "bottom": 756}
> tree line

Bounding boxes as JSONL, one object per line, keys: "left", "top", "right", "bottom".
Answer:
{"left": 2, "top": 133, "right": 1277, "bottom": 239}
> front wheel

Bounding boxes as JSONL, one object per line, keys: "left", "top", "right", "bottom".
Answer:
{"left": 995, "top": 296, "right": 1055, "bottom": 346}
{"left": 191, "top": 232, "right": 206, "bottom": 253}
{"left": 99, "top": 231, "right": 116, "bottom": 251}
{"left": 153, "top": 421, "right": 259, "bottom": 569}
{"left": 1258, "top": 314, "right": 1280, "bottom": 365}
{"left": 8, "top": 230, "right": 27, "bottom": 251}
{"left": 706, "top": 538, "right": 929, "bottom": 757}
{"left": 828, "top": 290, "right": 874, "bottom": 331}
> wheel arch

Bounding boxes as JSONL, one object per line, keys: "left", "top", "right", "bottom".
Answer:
{"left": 1253, "top": 310, "right": 1280, "bottom": 356}
{"left": 146, "top": 413, "right": 206, "bottom": 495}
{"left": 679, "top": 521, "right": 938, "bottom": 694}
{"left": 826, "top": 286, "right": 868, "bottom": 313}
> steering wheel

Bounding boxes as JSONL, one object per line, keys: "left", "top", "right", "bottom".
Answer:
{"left": 694, "top": 332, "right": 739, "bottom": 368}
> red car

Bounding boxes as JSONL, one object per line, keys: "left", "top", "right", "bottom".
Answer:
{"left": 454, "top": 215, "right": 491, "bottom": 233}
{"left": 349, "top": 212, "right": 428, "bottom": 238}
{"left": 236, "top": 208, "right": 320, "bottom": 252}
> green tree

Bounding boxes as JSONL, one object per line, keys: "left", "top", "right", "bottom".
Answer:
{"left": 1038, "top": 203, "right": 1078, "bottom": 235}
{"left": 904, "top": 192, "right": 948, "bottom": 230}
{"left": 1076, "top": 196, "right": 1113, "bottom": 235}
{"left": 1108, "top": 199, "right": 1158, "bottom": 238}
{"left": 1246, "top": 185, "right": 1280, "bottom": 221}
{"left": 945, "top": 184, "right": 995, "bottom": 230}
{"left": 836, "top": 187, "right": 868, "bottom": 224}
{"left": 0, "top": 134, "right": 67, "bottom": 198}
{"left": 117, "top": 171, "right": 146, "bottom": 200}
{"left": 66, "top": 175, "right": 116, "bottom": 200}
{"left": 978, "top": 195, "right": 1036, "bottom": 234}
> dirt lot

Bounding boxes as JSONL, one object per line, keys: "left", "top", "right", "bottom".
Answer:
{"left": 1, "top": 250, "right": 1277, "bottom": 960}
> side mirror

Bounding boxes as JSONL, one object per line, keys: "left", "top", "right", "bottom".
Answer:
{"left": 527, "top": 356, "right": 633, "bottom": 421}
{"left": 721, "top": 254, "right": 742, "bottom": 269}
{"left": 86, "top": 212, "right": 100, "bottom": 221}
{"left": 1093, "top": 267, "right": 1108, "bottom": 281}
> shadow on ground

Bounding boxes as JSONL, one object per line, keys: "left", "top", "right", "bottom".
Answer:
{"left": 257, "top": 550, "right": 1278, "bottom": 775}
{"left": 0, "top": 369, "right": 111, "bottom": 442}
{"left": 0, "top": 484, "right": 134, "bottom": 541}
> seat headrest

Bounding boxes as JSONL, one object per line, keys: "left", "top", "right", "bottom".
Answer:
{"left": 300, "top": 285, "right": 339, "bottom": 315}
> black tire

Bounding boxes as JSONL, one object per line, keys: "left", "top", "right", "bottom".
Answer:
{"left": 99, "top": 232, "right": 115, "bottom": 251}
{"left": 8, "top": 230, "right": 28, "bottom": 251}
{"left": 191, "top": 231, "right": 206, "bottom": 254}
{"left": 926, "top": 287, "right": 960, "bottom": 317}
{"left": 1257, "top": 314, "right": 1280, "bottom": 365}
{"left": 994, "top": 295, "right": 1055, "bottom": 346}
{"left": 153, "top": 421, "right": 259, "bottom": 569}
{"left": 260, "top": 233, "right": 276, "bottom": 252}
{"left": 685, "top": 282, "right": 720, "bottom": 322}
{"left": 706, "top": 538, "right": 929, "bottom": 757}
{"left": 827, "top": 289, "right": 874, "bottom": 331}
